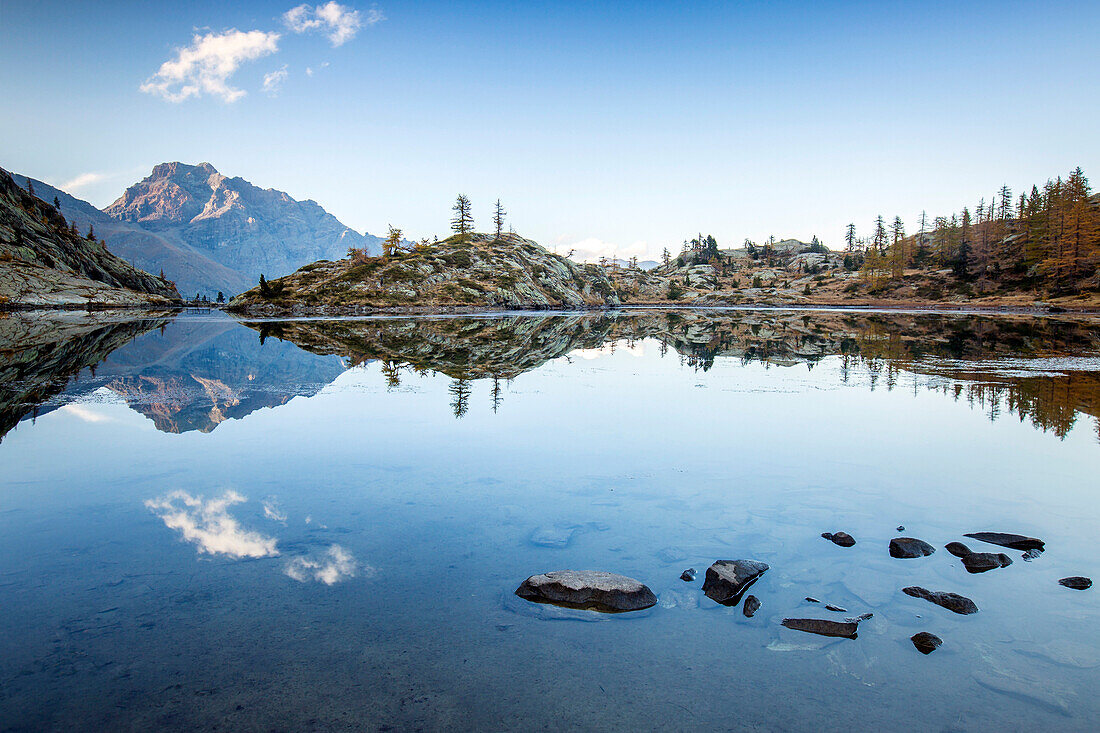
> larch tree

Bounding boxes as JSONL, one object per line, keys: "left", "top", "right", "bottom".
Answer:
{"left": 492, "top": 199, "right": 506, "bottom": 241}
{"left": 451, "top": 195, "right": 474, "bottom": 242}
{"left": 384, "top": 225, "right": 402, "bottom": 257}
{"left": 844, "top": 223, "right": 857, "bottom": 252}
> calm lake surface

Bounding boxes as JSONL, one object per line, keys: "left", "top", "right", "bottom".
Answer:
{"left": 1, "top": 308, "right": 1099, "bottom": 731}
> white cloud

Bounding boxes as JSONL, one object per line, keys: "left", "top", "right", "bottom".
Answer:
{"left": 284, "top": 544, "right": 364, "bottom": 584}
{"left": 559, "top": 237, "right": 654, "bottom": 264}
{"left": 262, "top": 65, "right": 289, "bottom": 96}
{"left": 59, "top": 172, "right": 105, "bottom": 191}
{"left": 58, "top": 404, "right": 114, "bottom": 423}
{"left": 145, "top": 490, "right": 279, "bottom": 558}
{"left": 305, "top": 61, "right": 330, "bottom": 76}
{"left": 283, "top": 2, "right": 382, "bottom": 46}
{"left": 141, "top": 29, "right": 281, "bottom": 103}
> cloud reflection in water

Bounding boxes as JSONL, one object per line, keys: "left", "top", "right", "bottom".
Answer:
{"left": 284, "top": 544, "right": 362, "bottom": 585}
{"left": 145, "top": 490, "right": 279, "bottom": 559}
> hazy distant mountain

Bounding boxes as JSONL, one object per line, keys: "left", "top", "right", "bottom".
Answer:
{"left": 16, "top": 162, "right": 382, "bottom": 298}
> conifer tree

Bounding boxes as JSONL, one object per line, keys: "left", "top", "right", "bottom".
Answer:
{"left": 384, "top": 225, "right": 402, "bottom": 257}
{"left": 451, "top": 194, "right": 474, "bottom": 242}
{"left": 844, "top": 223, "right": 857, "bottom": 252}
{"left": 492, "top": 199, "right": 506, "bottom": 240}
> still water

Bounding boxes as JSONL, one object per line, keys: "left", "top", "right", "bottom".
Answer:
{"left": 1, "top": 308, "right": 1098, "bottom": 731}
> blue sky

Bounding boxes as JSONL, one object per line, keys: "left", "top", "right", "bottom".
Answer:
{"left": 2, "top": 1, "right": 1098, "bottom": 261}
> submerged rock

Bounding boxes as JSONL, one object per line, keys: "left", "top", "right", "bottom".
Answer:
{"left": 911, "top": 632, "right": 943, "bottom": 654}
{"left": 961, "top": 552, "right": 1013, "bottom": 574}
{"left": 945, "top": 541, "right": 973, "bottom": 558}
{"left": 964, "top": 532, "right": 1045, "bottom": 552}
{"left": 680, "top": 568, "right": 696, "bottom": 582}
{"left": 702, "top": 559, "right": 769, "bottom": 606}
{"left": 890, "top": 537, "right": 936, "bottom": 558}
{"left": 1058, "top": 576, "right": 1092, "bottom": 590}
{"left": 821, "top": 531, "right": 856, "bottom": 547}
{"left": 782, "top": 618, "right": 859, "bottom": 639}
{"left": 1022, "top": 548, "right": 1043, "bottom": 561}
{"left": 903, "top": 586, "right": 978, "bottom": 615}
{"left": 825, "top": 604, "right": 847, "bottom": 613}
{"left": 743, "top": 595, "right": 761, "bottom": 617}
{"left": 846, "top": 612, "right": 874, "bottom": 623}
{"left": 515, "top": 570, "right": 657, "bottom": 612}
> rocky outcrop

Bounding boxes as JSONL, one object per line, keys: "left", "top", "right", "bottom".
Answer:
{"left": 903, "top": 586, "right": 979, "bottom": 615}
{"left": 229, "top": 233, "right": 621, "bottom": 314}
{"left": 515, "top": 570, "right": 657, "bottom": 612}
{"left": 701, "top": 559, "right": 769, "bottom": 606}
{"left": 0, "top": 167, "right": 179, "bottom": 306}
{"left": 964, "top": 532, "right": 1045, "bottom": 551}
{"left": 889, "top": 537, "right": 935, "bottom": 558}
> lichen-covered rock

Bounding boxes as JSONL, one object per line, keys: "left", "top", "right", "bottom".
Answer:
{"left": 515, "top": 570, "right": 657, "bottom": 613}
{"left": 702, "top": 559, "right": 770, "bottom": 606}
{"left": 230, "top": 232, "right": 621, "bottom": 314}
{"left": 890, "top": 537, "right": 936, "bottom": 558}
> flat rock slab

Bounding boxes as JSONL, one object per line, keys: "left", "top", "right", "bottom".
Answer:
{"left": 1059, "top": 576, "right": 1092, "bottom": 590}
{"left": 961, "top": 552, "right": 1013, "bottom": 573}
{"left": 964, "top": 532, "right": 1045, "bottom": 552}
{"left": 516, "top": 570, "right": 657, "bottom": 613}
{"left": 890, "top": 537, "right": 936, "bottom": 558}
{"left": 903, "top": 586, "right": 979, "bottom": 615}
{"left": 911, "top": 632, "right": 943, "bottom": 654}
{"left": 821, "top": 531, "right": 856, "bottom": 547}
{"left": 782, "top": 618, "right": 859, "bottom": 639}
{"left": 702, "top": 559, "right": 769, "bottom": 606}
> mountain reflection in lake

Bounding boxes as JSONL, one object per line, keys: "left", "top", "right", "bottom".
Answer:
{"left": 1, "top": 308, "right": 1099, "bottom": 730}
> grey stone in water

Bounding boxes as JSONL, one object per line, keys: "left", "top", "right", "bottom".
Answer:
{"left": 781, "top": 618, "right": 859, "bottom": 639}
{"left": 743, "top": 595, "right": 761, "bottom": 617}
{"left": 961, "top": 552, "right": 1013, "bottom": 574}
{"left": 911, "top": 632, "right": 943, "bottom": 654}
{"left": 1058, "top": 576, "right": 1092, "bottom": 590}
{"left": 903, "top": 586, "right": 979, "bottom": 615}
{"left": 702, "top": 559, "right": 769, "bottom": 606}
{"left": 845, "top": 612, "right": 874, "bottom": 623}
{"left": 897, "top": 526, "right": 905, "bottom": 532}
{"left": 945, "top": 541, "right": 973, "bottom": 558}
{"left": 821, "top": 531, "right": 856, "bottom": 547}
{"left": 680, "top": 568, "right": 696, "bottom": 582}
{"left": 805, "top": 597, "right": 821, "bottom": 603}
{"left": 964, "top": 532, "right": 1045, "bottom": 552}
{"left": 825, "top": 604, "right": 847, "bottom": 613}
{"left": 889, "top": 537, "right": 936, "bottom": 558}
{"left": 515, "top": 570, "right": 658, "bottom": 613}
{"left": 1022, "top": 548, "right": 1043, "bottom": 561}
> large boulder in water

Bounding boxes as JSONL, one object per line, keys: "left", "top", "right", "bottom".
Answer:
{"left": 890, "top": 537, "right": 936, "bottom": 558}
{"left": 903, "top": 586, "right": 978, "bottom": 615}
{"left": 702, "top": 559, "right": 769, "bottom": 606}
{"left": 961, "top": 552, "right": 1013, "bottom": 573}
{"left": 515, "top": 570, "right": 657, "bottom": 612}
{"left": 781, "top": 618, "right": 859, "bottom": 639}
{"left": 821, "top": 531, "right": 856, "bottom": 547}
{"left": 1059, "top": 576, "right": 1092, "bottom": 590}
{"left": 911, "top": 632, "right": 943, "bottom": 654}
{"left": 964, "top": 532, "right": 1045, "bottom": 552}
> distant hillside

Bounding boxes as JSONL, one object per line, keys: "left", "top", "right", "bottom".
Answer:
{"left": 0, "top": 167, "right": 179, "bottom": 307}
{"left": 230, "top": 232, "right": 621, "bottom": 314}
{"left": 105, "top": 162, "right": 382, "bottom": 297}
{"left": 13, "top": 173, "right": 252, "bottom": 298}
